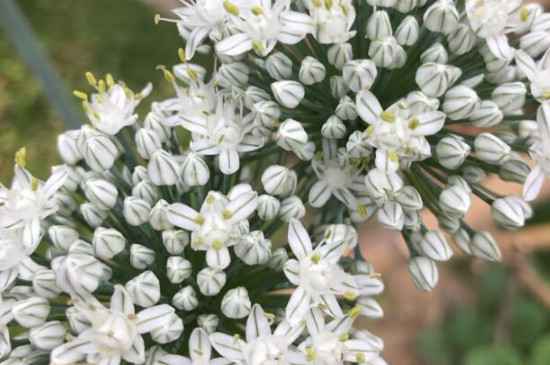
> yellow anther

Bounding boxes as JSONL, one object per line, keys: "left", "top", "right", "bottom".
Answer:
{"left": 343, "top": 244, "right": 351, "bottom": 257}
{"left": 251, "top": 6, "right": 264, "bottom": 15}
{"left": 154, "top": 13, "right": 161, "bottom": 25}
{"left": 369, "top": 272, "right": 382, "bottom": 279}
{"left": 233, "top": 334, "right": 241, "bottom": 344}
{"left": 341, "top": 4, "right": 348, "bottom": 16}
{"left": 365, "top": 125, "right": 375, "bottom": 135}
{"left": 389, "top": 151, "right": 399, "bottom": 163}
{"left": 206, "top": 195, "right": 215, "bottom": 204}
{"left": 344, "top": 291, "right": 357, "bottom": 301}
{"left": 317, "top": 303, "right": 328, "bottom": 310}
{"left": 160, "top": 67, "right": 176, "bottom": 83}
{"left": 86, "top": 71, "right": 97, "bottom": 86}
{"left": 98, "top": 79, "right": 106, "bottom": 93}
{"left": 312, "top": 0, "right": 322, "bottom": 7}
{"left": 73, "top": 90, "right": 87, "bottom": 100}
{"left": 398, "top": 101, "right": 408, "bottom": 109}
{"left": 348, "top": 306, "right": 361, "bottom": 319}
{"left": 218, "top": 134, "right": 226, "bottom": 144}
{"left": 315, "top": 151, "right": 324, "bottom": 160}
{"left": 356, "top": 352, "right": 366, "bottom": 363}
{"left": 127, "top": 313, "right": 137, "bottom": 320}
{"left": 264, "top": 312, "right": 276, "bottom": 321}
{"left": 194, "top": 349, "right": 203, "bottom": 355}
{"left": 408, "top": 117, "right": 420, "bottom": 130}
{"left": 357, "top": 204, "right": 368, "bottom": 219}
{"left": 96, "top": 95, "right": 105, "bottom": 104}
{"left": 178, "top": 48, "right": 187, "bottom": 62}
{"left": 222, "top": 210, "right": 232, "bottom": 219}
{"left": 325, "top": 0, "right": 333, "bottom": 9}
{"left": 223, "top": 1, "right": 240, "bottom": 16}
{"left": 82, "top": 101, "right": 90, "bottom": 112}
{"left": 86, "top": 303, "right": 96, "bottom": 311}
{"left": 124, "top": 87, "right": 133, "bottom": 98}
{"left": 521, "top": 7, "right": 529, "bottom": 22}
{"left": 380, "top": 111, "right": 396, "bottom": 123}
{"left": 339, "top": 333, "right": 349, "bottom": 342}
{"left": 305, "top": 348, "right": 316, "bottom": 361}
{"left": 106, "top": 73, "right": 115, "bottom": 87}
{"left": 187, "top": 68, "right": 198, "bottom": 81}
{"left": 194, "top": 214, "right": 205, "bottom": 225}
{"left": 31, "top": 178, "right": 39, "bottom": 191}
{"left": 351, "top": 158, "right": 362, "bottom": 167}
{"left": 324, "top": 229, "right": 332, "bottom": 239}
{"left": 311, "top": 254, "right": 321, "bottom": 264}
{"left": 212, "top": 240, "right": 224, "bottom": 250}
{"left": 251, "top": 40, "right": 264, "bottom": 51}
{"left": 15, "top": 147, "right": 27, "bottom": 168}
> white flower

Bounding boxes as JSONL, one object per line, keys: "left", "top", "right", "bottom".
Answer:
{"left": 156, "top": 328, "right": 227, "bottom": 365}
{"left": 186, "top": 96, "right": 264, "bottom": 175}
{"left": 308, "top": 0, "right": 357, "bottom": 44}
{"left": 308, "top": 152, "right": 365, "bottom": 208}
{"left": 216, "top": 0, "right": 313, "bottom": 57}
{"left": 210, "top": 304, "right": 304, "bottom": 365}
{"left": 167, "top": 186, "right": 257, "bottom": 269}
{"left": 51, "top": 285, "right": 179, "bottom": 365}
{"left": 85, "top": 81, "right": 151, "bottom": 135}
{"left": 516, "top": 48, "right": 550, "bottom": 102}
{"left": 283, "top": 219, "right": 358, "bottom": 324}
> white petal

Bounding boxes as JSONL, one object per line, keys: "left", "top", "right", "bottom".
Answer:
{"left": 110, "top": 285, "right": 135, "bottom": 315}
{"left": 375, "top": 149, "right": 399, "bottom": 173}
{"left": 523, "top": 165, "right": 545, "bottom": 201}
{"left": 308, "top": 180, "right": 332, "bottom": 208}
{"left": 246, "top": 304, "right": 271, "bottom": 341}
{"left": 411, "top": 111, "right": 446, "bottom": 136}
{"left": 216, "top": 33, "right": 252, "bottom": 56}
{"left": 283, "top": 259, "right": 301, "bottom": 285}
{"left": 486, "top": 35, "right": 514, "bottom": 60}
{"left": 219, "top": 149, "right": 240, "bottom": 175}
{"left": 209, "top": 333, "right": 245, "bottom": 361}
{"left": 166, "top": 203, "right": 199, "bottom": 231}
{"left": 356, "top": 90, "right": 382, "bottom": 124}
{"left": 44, "top": 166, "right": 68, "bottom": 198}
{"left": 178, "top": 114, "right": 209, "bottom": 135}
{"left": 226, "top": 191, "right": 258, "bottom": 222}
{"left": 185, "top": 26, "right": 210, "bottom": 60}
{"left": 515, "top": 49, "right": 537, "bottom": 81}
{"left": 206, "top": 247, "right": 231, "bottom": 270}
{"left": 288, "top": 219, "right": 312, "bottom": 259}
{"left": 537, "top": 102, "right": 550, "bottom": 141}
{"left": 122, "top": 335, "right": 145, "bottom": 364}
{"left": 189, "top": 328, "right": 211, "bottom": 362}
{"left": 305, "top": 307, "right": 325, "bottom": 337}
{"left": 136, "top": 304, "right": 175, "bottom": 334}
{"left": 286, "top": 286, "right": 311, "bottom": 325}
{"left": 318, "top": 293, "right": 343, "bottom": 318}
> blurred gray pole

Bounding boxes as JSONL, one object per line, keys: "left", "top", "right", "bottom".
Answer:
{"left": 0, "top": 0, "right": 82, "bottom": 129}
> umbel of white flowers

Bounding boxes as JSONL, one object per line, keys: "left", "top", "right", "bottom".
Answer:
{"left": 2, "top": 0, "right": 550, "bottom": 363}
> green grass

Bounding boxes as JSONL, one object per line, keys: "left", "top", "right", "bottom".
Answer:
{"left": 0, "top": 0, "right": 182, "bottom": 183}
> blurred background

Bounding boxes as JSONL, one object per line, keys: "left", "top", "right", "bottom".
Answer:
{"left": 1, "top": 1, "right": 550, "bottom": 364}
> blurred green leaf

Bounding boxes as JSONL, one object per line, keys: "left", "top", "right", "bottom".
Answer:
{"left": 419, "top": 327, "right": 453, "bottom": 365}
{"left": 510, "top": 297, "right": 548, "bottom": 349}
{"left": 464, "top": 346, "right": 523, "bottom": 365}
{"left": 530, "top": 334, "right": 550, "bottom": 365}
{"left": 479, "top": 263, "right": 509, "bottom": 307}
{"left": 448, "top": 307, "right": 493, "bottom": 350}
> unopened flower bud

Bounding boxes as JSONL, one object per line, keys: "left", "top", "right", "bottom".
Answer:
{"left": 395, "top": 15, "right": 419, "bottom": 46}
{"left": 234, "top": 231, "right": 272, "bottom": 265}
{"left": 150, "top": 312, "right": 184, "bottom": 344}
{"left": 197, "top": 268, "right": 226, "bottom": 296}
{"left": 162, "top": 230, "right": 189, "bottom": 255}
{"left": 416, "top": 63, "right": 461, "bottom": 97}
{"left": 276, "top": 119, "right": 308, "bottom": 152}
{"left": 442, "top": 86, "right": 480, "bottom": 120}
{"left": 29, "top": 321, "right": 66, "bottom": 350}
{"left": 125, "top": 271, "right": 161, "bottom": 307}
{"left": 447, "top": 24, "right": 476, "bottom": 55}
{"left": 172, "top": 286, "right": 198, "bottom": 311}
{"left": 462, "top": 166, "right": 486, "bottom": 184}
{"left": 149, "top": 199, "right": 173, "bottom": 231}
{"left": 299, "top": 56, "right": 326, "bottom": 85}
{"left": 32, "top": 270, "right": 61, "bottom": 299}
{"left": 262, "top": 165, "right": 297, "bottom": 197}
{"left": 85, "top": 178, "right": 118, "bottom": 210}
{"left": 327, "top": 43, "right": 353, "bottom": 70}
{"left": 336, "top": 96, "right": 358, "bottom": 120}
{"left": 469, "top": 100, "right": 503, "bottom": 127}
{"left": 132, "top": 165, "right": 149, "bottom": 185}
{"left": 135, "top": 128, "right": 161, "bottom": 159}
{"left": 451, "top": 228, "right": 472, "bottom": 255}
{"left": 366, "top": 10, "right": 392, "bottom": 41}
{"left": 297, "top": 141, "right": 315, "bottom": 161}
{"left": 368, "top": 37, "right": 402, "bottom": 69}
{"left": 48, "top": 226, "right": 79, "bottom": 252}
{"left": 321, "top": 115, "right": 346, "bottom": 139}
{"left": 377, "top": 201, "right": 404, "bottom": 230}
{"left": 12, "top": 297, "right": 50, "bottom": 328}
{"left": 132, "top": 179, "right": 159, "bottom": 206}
{"left": 499, "top": 156, "right": 530, "bottom": 183}
{"left": 197, "top": 314, "right": 219, "bottom": 334}
{"left": 357, "top": 297, "right": 384, "bottom": 319}
{"left": 93, "top": 227, "right": 126, "bottom": 260}
{"left": 167, "top": 256, "right": 192, "bottom": 284}
{"left": 343, "top": 59, "right": 377, "bottom": 93}
{"left": 396, "top": 186, "right": 423, "bottom": 211}
{"left": 330, "top": 75, "right": 348, "bottom": 98}
{"left": 217, "top": 62, "right": 249, "bottom": 87}
{"left": 271, "top": 81, "right": 304, "bottom": 109}
{"left": 182, "top": 153, "right": 210, "bottom": 187}
{"left": 82, "top": 134, "right": 119, "bottom": 172}
{"left": 419, "top": 230, "right": 453, "bottom": 261}
{"left": 420, "top": 43, "right": 448, "bottom": 64}
{"left": 423, "top": 0, "right": 459, "bottom": 34}
{"left": 409, "top": 256, "right": 439, "bottom": 292}
{"left": 492, "top": 82, "right": 527, "bottom": 113}
{"left": 436, "top": 135, "right": 470, "bottom": 170}
{"left": 491, "top": 195, "right": 528, "bottom": 230}
{"left": 279, "top": 195, "right": 306, "bottom": 222}
{"left": 130, "top": 244, "right": 155, "bottom": 269}
{"left": 470, "top": 232, "right": 501, "bottom": 261}
{"left": 265, "top": 52, "right": 293, "bottom": 80}
{"left": 268, "top": 247, "right": 289, "bottom": 271}
{"left": 439, "top": 185, "right": 471, "bottom": 216}
{"left": 147, "top": 150, "right": 181, "bottom": 186}
{"left": 123, "top": 197, "right": 152, "bottom": 226}
{"left": 474, "top": 133, "right": 511, "bottom": 165}
{"left": 221, "top": 287, "right": 251, "bottom": 319}
{"left": 57, "top": 130, "right": 83, "bottom": 165}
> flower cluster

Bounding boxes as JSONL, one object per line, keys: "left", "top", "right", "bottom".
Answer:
{"left": 2, "top": 0, "right": 550, "bottom": 363}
